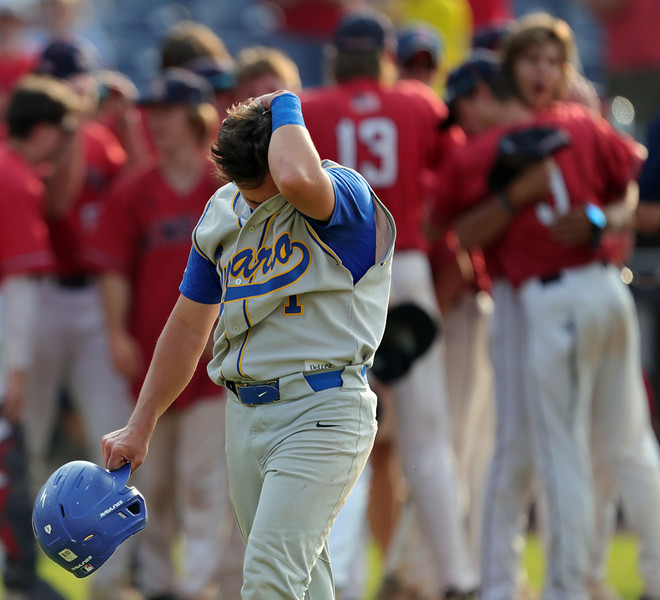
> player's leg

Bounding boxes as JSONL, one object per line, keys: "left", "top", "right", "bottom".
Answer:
{"left": 445, "top": 290, "right": 495, "bottom": 566}
{"left": 225, "top": 382, "right": 377, "bottom": 600}
{"left": 520, "top": 275, "right": 595, "bottom": 600}
{"left": 591, "top": 268, "right": 660, "bottom": 597}
{"left": 24, "top": 280, "right": 71, "bottom": 489}
{"left": 480, "top": 281, "right": 536, "bottom": 600}
{"left": 135, "top": 412, "right": 178, "bottom": 598}
{"left": 176, "top": 396, "right": 232, "bottom": 599}
{"left": 328, "top": 463, "right": 372, "bottom": 600}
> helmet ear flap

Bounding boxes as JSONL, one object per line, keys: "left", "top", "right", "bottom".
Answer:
{"left": 32, "top": 460, "right": 148, "bottom": 578}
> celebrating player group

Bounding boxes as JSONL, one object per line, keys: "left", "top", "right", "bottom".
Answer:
{"left": 1, "top": 3, "right": 659, "bottom": 600}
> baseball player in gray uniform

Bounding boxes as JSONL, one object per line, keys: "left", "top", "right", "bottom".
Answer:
{"left": 102, "top": 89, "right": 396, "bottom": 600}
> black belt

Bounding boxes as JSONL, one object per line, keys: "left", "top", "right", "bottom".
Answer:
{"left": 539, "top": 261, "right": 609, "bottom": 286}
{"left": 540, "top": 272, "right": 562, "bottom": 285}
{"left": 225, "top": 369, "right": 345, "bottom": 406}
{"left": 56, "top": 274, "right": 92, "bottom": 289}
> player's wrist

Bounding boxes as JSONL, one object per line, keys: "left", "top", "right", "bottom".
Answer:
{"left": 584, "top": 203, "right": 607, "bottom": 247}
{"left": 270, "top": 92, "right": 305, "bottom": 131}
{"left": 495, "top": 191, "right": 517, "bottom": 215}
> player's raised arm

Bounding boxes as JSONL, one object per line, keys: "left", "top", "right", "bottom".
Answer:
{"left": 260, "top": 91, "right": 335, "bottom": 221}
{"left": 211, "top": 91, "right": 335, "bottom": 221}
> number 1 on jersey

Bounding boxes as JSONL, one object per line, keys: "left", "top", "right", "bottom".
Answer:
{"left": 284, "top": 294, "right": 303, "bottom": 315}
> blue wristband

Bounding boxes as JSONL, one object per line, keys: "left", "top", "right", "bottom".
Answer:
{"left": 270, "top": 92, "right": 305, "bottom": 131}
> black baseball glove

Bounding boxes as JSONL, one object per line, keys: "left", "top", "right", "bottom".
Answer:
{"left": 487, "top": 125, "right": 571, "bottom": 193}
{"left": 371, "top": 303, "right": 440, "bottom": 384}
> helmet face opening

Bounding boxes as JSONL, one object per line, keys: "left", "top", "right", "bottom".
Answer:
{"left": 32, "top": 461, "right": 148, "bottom": 578}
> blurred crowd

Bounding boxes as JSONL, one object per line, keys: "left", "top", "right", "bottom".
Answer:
{"left": 2, "top": 1, "right": 660, "bottom": 600}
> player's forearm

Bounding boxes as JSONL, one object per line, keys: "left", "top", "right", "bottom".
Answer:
{"left": 100, "top": 272, "right": 132, "bottom": 336}
{"left": 604, "top": 181, "right": 638, "bottom": 232}
{"left": 636, "top": 202, "right": 660, "bottom": 235}
{"left": 267, "top": 93, "right": 335, "bottom": 220}
{"left": 2, "top": 275, "right": 39, "bottom": 371}
{"left": 127, "top": 295, "right": 219, "bottom": 431}
{"left": 455, "top": 197, "right": 511, "bottom": 250}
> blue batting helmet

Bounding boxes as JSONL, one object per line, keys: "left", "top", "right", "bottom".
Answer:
{"left": 32, "top": 461, "right": 147, "bottom": 578}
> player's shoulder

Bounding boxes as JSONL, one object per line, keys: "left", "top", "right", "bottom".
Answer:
{"left": 0, "top": 142, "right": 41, "bottom": 194}
{"left": 393, "top": 79, "right": 445, "bottom": 105}
{"left": 301, "top": 84, "right": 339, "bottom": 110}
{"left": 109, "top": 160, "right": 158, "bottom": 196}
{"left": 540, "top": 101, "right": 602, "bottom": 128}
{"left": 322, "top": 159, "right": 371, "bottom": 193}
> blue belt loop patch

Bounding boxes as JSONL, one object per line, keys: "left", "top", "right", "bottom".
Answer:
{"left": 227, "top": 368, "right": 345, "bottom": 405}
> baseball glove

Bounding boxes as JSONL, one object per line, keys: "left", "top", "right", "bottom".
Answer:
{"left": 371, "top": 303, "right": 440, "bottom": 384}
{"left": 487, "top": 125, "right": 571, "bottom": 193}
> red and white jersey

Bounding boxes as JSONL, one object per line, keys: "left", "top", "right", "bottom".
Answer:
{"left": 48, "top": 120, "right": 126, "bottom": 276}
{"left": 433, "top": 103, "right": 641, "bottom": 286}
{"left": 87, "top": 162, "right": 223, "bottom": 408}
{"left": 0, "top": 143, "right": 53, "bottom": 282}
{"left": 302, "top": 77, "right": 448, "bottom": 252}
{"left": 432, "top": 122, "right": 520, "bottom": 282}
{"left": 500, "top": 102, "right": 642, "bottom": 286}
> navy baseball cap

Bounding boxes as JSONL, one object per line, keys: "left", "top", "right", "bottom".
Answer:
{"left": 35, "top": 40, "right": 98, "bottom": 80}
{"left": 442, "top": 51, "right": 501, "bottom": 128}
{"left": 445, "top": 51, "right": 501, "bottom": 105}
{"left": 183, "top": 56, "right": 236, "bottom": 93}
{"left": 397, "top": 25, "right": 444, "bottom": 66}
{"left": 140, "top": 67, "right": 214, "bottom": 106}
{"left": 472, "top": 20, "right": 515, "bottom": 52}
{"left": 334, "top": 10, "right": 397, "bottom": 54}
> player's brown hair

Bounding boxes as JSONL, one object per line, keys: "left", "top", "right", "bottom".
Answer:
{"left": 501, "top": 13, "right": 576, "bottom": 104}
{"left": 210, "top": 98, "right": 272, "bottom": 188}
{"left": 7, "top": 74, "right": 79, "bottom": 138}
{"left": 160, "top": 21, "right": 232, "bottom": 70}
{"left": 187, "top": 102, "right": 220, "bottom": 146}
{"left": 235, "top": 46, "right": 302, "bottom": 92}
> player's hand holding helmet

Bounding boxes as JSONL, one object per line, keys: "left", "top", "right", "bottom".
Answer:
{"left": 32, "top": 461, "right": 147, "bottom": 578}
{"left": 488, "top": 125, "right": 571, "bottom": 193}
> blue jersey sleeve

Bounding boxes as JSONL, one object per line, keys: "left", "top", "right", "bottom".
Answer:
{"left": 179, "top": 247, "right": 223, "bottom": 304}
{"left": 305, "top": 166, "right": 376, "bottom": 283}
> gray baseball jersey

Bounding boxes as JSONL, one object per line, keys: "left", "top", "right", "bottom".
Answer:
{"left": 192, "top": 161, "right": 396, "bottom": 384}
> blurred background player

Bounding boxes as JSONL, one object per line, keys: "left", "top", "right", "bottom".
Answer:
{"left": 160, "top": 20, "right": 236, "bottom": 117}
{"left": 0, "top": 74, "right": 78, "bottom": 600}
{"left": 0, "top": 0, "right": 38, "bottom": 122}
{"left": 233, "top": 45, "right": 301, "bottom": 102}
{"left": 87, "top": 68, "right": 243, "bottom": 600}
{"left": 446, "top": 16, "right": 660, "bottom": 599}
{"left": 95, "top": 69, "right": 151, "bottom": 173}
{"left": 303, "top": 10, "right": 478, "bottom": 599}
{"left": 25, "top": 39, "right": 140, "bottom": 600}
{"left": 396, "top": 23, "right": 445, "bottom": 88}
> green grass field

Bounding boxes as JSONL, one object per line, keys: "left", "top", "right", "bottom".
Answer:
{"left": 3, "top": 533, "right": 642, "bottom": 600}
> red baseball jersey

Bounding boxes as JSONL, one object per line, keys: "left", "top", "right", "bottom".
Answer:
{"left": 432, "top": 122, "right": 520, "bottom": 281}
{"left": 499, "top": 102, "right": 642, "bottom": 286}
{"left": 47, "top": 120, "right": 126, "bottom": 276}
{"left": 433, "top": 103, "right": 641, "bottom": 286}
{"left": 87, "top": 163, "right": 223, "bottom": 408}
{"left": 302, "top": 77, "right": 448, "bottom": 251}
{"left": 0, "top": 143, "right": 54, "bottom": 282}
